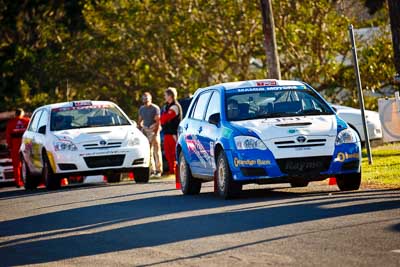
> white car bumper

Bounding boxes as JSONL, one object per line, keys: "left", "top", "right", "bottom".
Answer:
{"left": 48, "top": 146, "right": 150, "bottom": 175}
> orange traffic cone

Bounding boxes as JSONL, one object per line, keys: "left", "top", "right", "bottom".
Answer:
{"left": 328, "top": 177, "right": 337, "bottom": 185}
{"left": 128, "top": 172, "right": 135, "bottom": 181}
{"left": 61, "top": 178, "right": 69, "bottom": 186}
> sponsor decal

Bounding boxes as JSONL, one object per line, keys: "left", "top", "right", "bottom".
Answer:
{"left": 222, "top": 127, "right": 233, "bottom": 138}
{"left": 234, "top": 157, "right": 271, "bottom": 167}
{"left": 232, "top": 86, "right": 305, "bottom": 93}
{"left": 335, "top": 152, "right": 359, "bottom": 162}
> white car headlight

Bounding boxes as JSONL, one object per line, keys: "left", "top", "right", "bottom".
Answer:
{"left": 128, "top": 137, "right": 141, "bottom": 147}
{"left": 54, "top": 140, "right": 77, "bottom": 151}
{"left": 234, "top": 136, "right": 267, "bottom": 150}
{"left": 336, "top": 129, "right": 358, "bottom": 145}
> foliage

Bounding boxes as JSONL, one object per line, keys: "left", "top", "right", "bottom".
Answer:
{"left": 0, "top": 0, "right": 395, "bottom": 116}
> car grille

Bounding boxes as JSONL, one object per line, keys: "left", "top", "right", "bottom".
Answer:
{"left": 84, "top": 155, "right": 125, "bottom": 168}
{"left": 0, "top": 161, "right": 12, "bottom": 167}
{"left": 4, "top": 171, "right": 14, "bottom": 179}
{"left": 274, "top": 138, "right": 327, "bottom": 148}
{"left": 276, "top": 156, "right": 332, "bottom": 175}
{"left": 83, "top": 142, "right": 122, "bottom": 150}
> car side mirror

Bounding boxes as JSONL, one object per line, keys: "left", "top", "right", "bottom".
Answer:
{"left": 332, "top": 106, "right": 337, "bottom": 112}
{"left": 130, "top": 120, "right": 137, "bottom": 128}
{"left": 38, "top": 125, "right": 46, "bottom": 135}
{"left": 208, "top": 113, "right": 220, "bottom": 126}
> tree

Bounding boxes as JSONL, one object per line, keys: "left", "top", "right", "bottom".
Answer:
{"left": 365, "top": 0, "right": 400, "bottom": 75}
{"left": 259, "top": 0, "right": 281, "bottom": 79}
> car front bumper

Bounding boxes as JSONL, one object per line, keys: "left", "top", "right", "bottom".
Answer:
{"left": 48, "top": 146, "right": 150, "bottom": 175}
{"left": 225, "top": 142, "right": 361, "bottom": 183}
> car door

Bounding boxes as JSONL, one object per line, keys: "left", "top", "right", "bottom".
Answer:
{"left": 33, "top": 109, "right": 49, "bottom": 172}
{"left": 183, "top": 91, "right": 212, "bottom": 176}
{"left": 197, "top": 91, "right": 221, "bottom": 177}
{"left": 22, "top": 110, "right": 42, "bottom": 174}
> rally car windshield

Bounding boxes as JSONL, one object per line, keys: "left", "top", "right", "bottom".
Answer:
{"left": 50, "top": 105, "right": 130, "bottom": 131}
{"left": 225, "top": 87, "right": 334, "bottom": 121}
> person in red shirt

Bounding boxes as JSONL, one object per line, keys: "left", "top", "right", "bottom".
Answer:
{"left": 160, "top": 87, "right": 182, "bottom": 175}
{"left": 6, "top": 108, "right": 30, "bottom": 187}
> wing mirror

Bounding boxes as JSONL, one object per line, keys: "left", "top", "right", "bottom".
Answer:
{"left": 208, "top": 113, "right": 221, "bottom": 126}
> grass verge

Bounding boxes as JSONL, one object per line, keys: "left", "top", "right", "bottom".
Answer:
{"left": 362, "top": 142, "right": 400, "bottom": 188}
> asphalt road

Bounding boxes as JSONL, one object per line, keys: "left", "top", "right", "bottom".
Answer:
{"left": 0, "top": 179, "right": 399, "bottom": 266}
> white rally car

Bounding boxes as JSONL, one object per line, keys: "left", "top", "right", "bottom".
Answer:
{"left": 20, "top": 100, "right": 150, "bottom": 190}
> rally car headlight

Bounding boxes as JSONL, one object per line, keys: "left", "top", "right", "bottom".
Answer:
{"left": 128, "top": 137, "right": 141, "bottom": 147}
{"left": 54, "top": 140, "right": 77, "bottom": 151}
{"left": 234, "top": 136, "right": 267, "bottom": 150}
{"left": 336, "top": 129, "right": 358, "bottom": 145}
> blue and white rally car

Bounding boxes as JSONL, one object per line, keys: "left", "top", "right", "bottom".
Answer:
{"left": 176, "top": 80, "right": 362, "bottom": 198}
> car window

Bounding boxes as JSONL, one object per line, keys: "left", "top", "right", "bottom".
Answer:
{"left": 205, "top": 91, "right": 221, "bottom": 122}
{"left": 28, "top": 110, "right": 42, "bottom": 132}
{"left": 50, "top": 104, "right": 130, "bottom": 131}
{"left": 37, "top": 110, "right": 48, "bottom": 132}
{"left": 225, "top": 87, "right": 333, "bottom": 121}
{"left": 191, "top": 92, "right": 212, "bottom": 120}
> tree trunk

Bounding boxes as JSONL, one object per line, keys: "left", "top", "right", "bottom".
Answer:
{"left": 388, "top": 0, "right": 400, "bottom": 75}
{"left": 259, "top": 0, "right": 281, "bottom": 79}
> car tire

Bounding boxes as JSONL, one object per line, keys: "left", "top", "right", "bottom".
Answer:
{"left": 216, "top": 152, "right": 242, "bottom": 199}
{"left": 133, "top": 167, "right": 150, "bottom": 183}
{"left": 43, "top": 155, "right": 60, "bottom": 190}
{"left": 336, "top": 172, "right": 361, "bottom": 191}
{"left": 21, "top": 157, "right": 39, "bottom": 190}
{"left": 290, "top": 180, "right": 309, "bottom": 188}
{"left": 179, "top": 152, "right": 201, "bottom": 195}
{"left": 107, "top": 173, "right": 121, "bottom": 183}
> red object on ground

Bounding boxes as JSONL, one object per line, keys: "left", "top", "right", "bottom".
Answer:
{"left": 175, "top": 162, "right": 181, "bottom": 189}
{"left": 6, "top": 116, "right": 30, "bottom": 187}
{"left": 328, "top": 177, "right": 337, "bottom": 185}
{"left": 61, "top": 178, "right": 69, "bottom": 186}
{"left": 103, "top": 176, "right": 107, "bottom": 182}
{"left": 164, "top": 134, "right": 177, "bottom": 175}
{"left": 128, "top": 172, "right": 135, "bottom": 181}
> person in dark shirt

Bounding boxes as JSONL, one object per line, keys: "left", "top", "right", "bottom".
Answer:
{"left": 160, "top": 87, "right": 182, "bottom": 175}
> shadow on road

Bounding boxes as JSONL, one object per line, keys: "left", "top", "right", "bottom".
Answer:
{"left": 0, "top": 188, "right": 399, "bottom": 265}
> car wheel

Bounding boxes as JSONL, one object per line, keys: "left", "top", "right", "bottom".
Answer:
{"left": 216, "top": 152, "right": 242, "bottom": 199}
{"left": 133, "top": 167, "right": 150, "bottom": 183}
{"left": 107, "top": 173, "right": 121, "bottom": 183}
{"left": 179, "top": 152, "right": 201, "bottom": 195}
{"left": 43, "top": 155, "right": 60, "bottom": 190}
{"left": 290, "top": 180, "right": 309, "bottom": 188}
{"left": 21, "top": 158, "right": 39, "bottom": 190}
{"left": 336, "top": 172, "right": 361, "bottom": 191}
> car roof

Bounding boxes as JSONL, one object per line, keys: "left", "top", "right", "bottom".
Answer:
{"left": 198, "top": 79, "right": 305, "bottom": 92}
{"left": 36, "top": 100, "right": 117, "bottom": 111}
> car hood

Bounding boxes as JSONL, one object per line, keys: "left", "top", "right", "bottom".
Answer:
{"left": 230, "top": 115, "right": 338, "bottom": 141}
{"left": 52, "top": 125, "right": 135, "bottom": 144}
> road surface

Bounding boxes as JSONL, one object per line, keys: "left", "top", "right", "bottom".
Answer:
{"left": 0, "top": 179, "right": 399, "bottom": 266}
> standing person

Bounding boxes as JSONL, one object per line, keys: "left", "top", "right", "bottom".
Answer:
{"left": 6, "top": 108, "right": 30, "bottom": 188}
{"left": 160, "top": 87, "right": 182, "bottom": 175}
{"left": 138, "top": 92, "right": 163, "bottom": 177}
